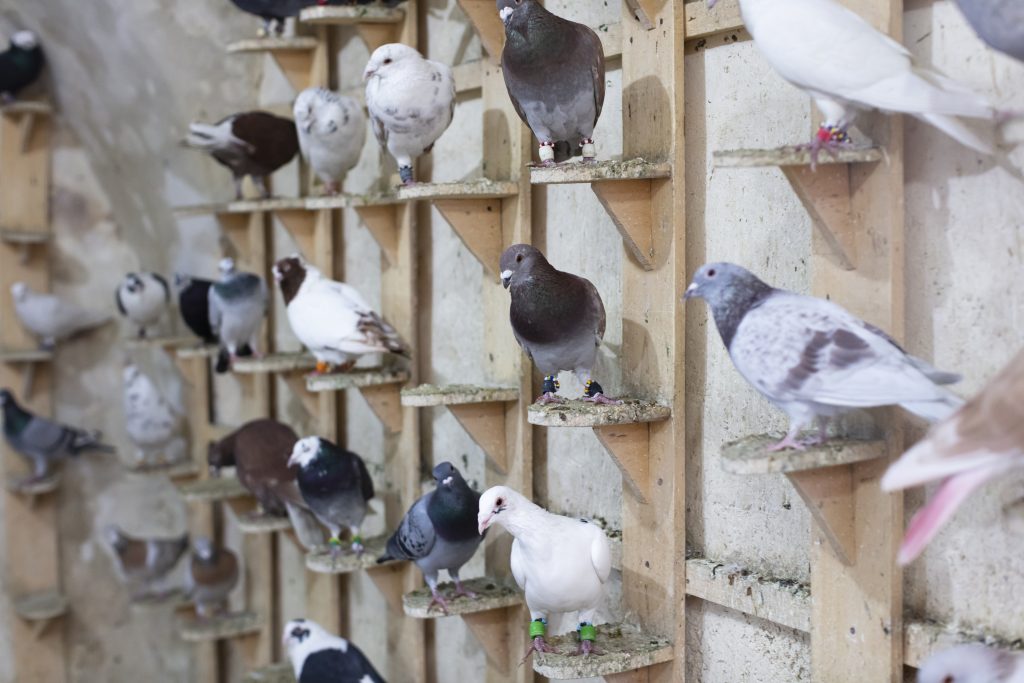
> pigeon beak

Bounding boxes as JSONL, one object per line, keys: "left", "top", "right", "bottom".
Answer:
{"left": 683, "top": 282, "right": 699, "bottom": 300}
{"left": 362, "top": 67, "right": 376, "bottom": 81}
{"left": 477, "top": 514, "right": 492, "bottom": 535}
{"left": 287, "top": 453, "right": 299, "bottom": 467}
{"left": 498, "top": 6, "right": 514, "bottom": 23}
{"left": 500, "top": 269, "right": 512, "bottom": 289}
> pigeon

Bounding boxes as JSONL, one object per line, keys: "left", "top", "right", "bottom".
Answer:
{"left": 229, "top": 0, "right": 314, "bottom": 36}
{"left": 104, "top": 525, "right": 188, "bottom": 601}
{"left": 499, "top": 244, "right": 617, "bottom": 405}
{"left": 497, "top": 0, "right": 605, "bottom": 165}
{"left": 918, "top": 643, "right": 1024, "bottom": 683}
{"left": 273, "top": 255, "right": 409, "bottom": 374}
{"left": 186, "top": 537, "right": 239, "bottom": 619}
{"left": 11, "top": 281, "right": 111, "bottom": 349}
{"left": 377, "top": 462, "right": 485, "bottom": 614}
{"left": 363, "top": 43, "right": 455, "bottom": 185}
{"left": 123, "top": 364, "right": 186, "bottom": 466}
{"left": 186, "top": 111, "right": 298, "bottom": 199}
{"left": 955, "top": 0, "right": 1024, "bottom": 64}
{"left": 477, "top": 485, "right": 611, "bottom": 659}
{"left": 684, "top": 262, "right": 964, "bottom": 451}
{"left": 293, "top": 88, "right": 366, "bottom": 196}
{"left": 1, "top": 388, "right": 114, "bottom": 483}
{"left": 173, "top": 274, "right": 219, "bottom": 345}
{"left": 708, "top": 0, "right": 998, "bottom": 158}
{"left": 288, "top": 436, "right": 375, "bottom": 556}
{"left": 0, "top": 31, "right": 44, "bottom": 102}
{"left": 283, "top": 618, "right": 386, "bottom": 683}
{"left": 881, "top": 349, "right": 1024, "bottom": 565}
{"left": 209, "top": 258, "right": 267, "bottom": 374}
{"left": 115, "top": 272, "right": 170, "bottom": 339}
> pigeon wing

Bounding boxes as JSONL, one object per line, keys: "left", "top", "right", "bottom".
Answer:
{"left": 353, "top": 453, "right": 375, "bottom": 502}
{"left": 590, "top": 529, "right": 612, "bottom": 584}
{"left": 384, "top": 494, "right": 435, "bottom": 561}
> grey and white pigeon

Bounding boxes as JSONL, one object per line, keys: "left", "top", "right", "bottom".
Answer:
{"left": 497, "top": 0, "right": 605, "bottom": 165}
{"left": 274, "top": 255, "right": 409, "bottom": 374}
{"left": 12, "top": 281, "right": 111, "bottom": 349}
{"left": 377, "top": 462, "right": 485, "bottom": 614}
{"left": 363, "top": 43, "right": 455, "bottom": 185}
{"left": 115, "top": 272, "right": 170, "bottom": 339}
{"left": 283, "top": 618, "right": 387, "bottom": 683}
{"left": 954, "top": 0, "right": 1024, "bottom": 64}
{"left": 104, "top": 525, "right": 188, "bottom": 601}
{"left": 186, "top": 537, "right": 239, "bottom": 619}
{"left": 0, "top": 388, "right": 114, "bottom": 484}
{"left": 288, "top": 436, "right": 375, "bottom": 556}
{"left": 123, "top": 364, "right": 186, "bottom": 466}
{"left": 0, "top": 31, "right": 44, "bottom": 102}
{"left": 918, "top": 643, "right": 1024, "bottom": 683}
{"left": 477, "top": 485, "right": 611, "bottom": 659}
{"left": 708, "top": 0, "right": 999, "bottom": 157}
{"left": 209, "top": 258, "right": 267, "bottom": 374}
{"left": 499, "top": 244, "right": 617, "bottom": 404}
{"left": 186, "top": 111, "right": 298, "bottom": 199}
{"left": 684, "top": 262, "right": 964, "bottom": 451}
{"left": 293, "top": 87, "right": 366, "bottom": 196}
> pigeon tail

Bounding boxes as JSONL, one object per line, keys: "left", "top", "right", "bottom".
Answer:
{"left": 185, "top": 122, "right": 248, "bottom": 153}
{"left": 215, "top": 348, "right": 231, "bottom": 374}
{"left": 917, "top": 113, "right": 994, "bottom": 155}
{"left": 71, "top": 430, "right": 115, "bottom": 456}
{"left": 284, "top": 502, "right": 324, "bottom": 550}
{"left": 359, "top": 313, "right": 410, "bottom": 359}
{"left": 898, "top": 391, "right": 964, "bottom": 424}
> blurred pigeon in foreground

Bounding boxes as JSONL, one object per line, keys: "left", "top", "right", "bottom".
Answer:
{"left": 882, "top": 349, "right": 1024, "bottom": 565}
{"left": 499, "top": 244, "right": 617, "bottom": 405}
{"left": 478, "top": 485, "right": 611, "bottom": 659}
{"left": 1, "top": 388, "right": 113, "bottom": 484}
{"left": 186, "top": 538, "right": 239, "bottom": 619}
{"left": 498, "top": 0, "right": 605, "bottom": 165}
{"left": 284, "top": 618, "right": 386, "bottom": 683}
{"left": 293, "top": 88, "right": 366, "bottom": 195}
{"left": 364, "top": 43, "right": 455, "bottom": 185}
{"left": 0, "top": 31, "right": 43, "bottom": 102}
{"left": 186, "top": 111, "right": 298, "bottom": 199}
{"left": 229, "top": 0, "right": 313, "bottom": 36}
{"left": 12, "top": 281, "right": 111, "bottom": 349}
{"left": 378, "top": 462, "right": 484, "bottom": 614}
{"left": 123, "top": 364, "right": 186, "bottom": 466}
{"left": 274, "top": 255, "right": 408, "bottom": 374}
{"left": 684, "top": 262, "right": 963, "bottom": 451}
{"left": 209, "top": 258, "right": 267, "bottom": 373}
{"left": 104, "top": 525, "right": 188, "bottom": 601}
{"left": 918, "top": 643, "right": 1024, "bottom": 683}
{"left": 116, "top": 272, "right": 170, "bottom": 339}
{"left": 954, "top": 0, "right": 1024, "bottom": 64}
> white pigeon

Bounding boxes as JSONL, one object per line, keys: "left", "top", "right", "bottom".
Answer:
{"left": 363, "top": 43, "right": 455, "bottom": 185}
{"left": 273, "top": 254, "right": 409, "bottom": 374}
{"left": 123, "top": 364, "right": 185, "bottom": 466}
{"left": 283, "top": 618, "right": 386, "bottom": 683}
{"left": 208, "top": 257, "right": 267, "bottom": 372}
{"left": 293, "top": 87, "right": 366, "bottom": 196}
{"left": 710, "top": 0, "right": 998, "bottom": 155}
{"left": 115, "top": 272, "right": 170, "bottom": 339}
{"left": 11, "top": 281, "right": 111, "bottom": 349}
{"left": 918, "top": 644, "right": 1024, "bottom": 683}
{"left": 477, "top": 485, "right": 611, "bottom": 659}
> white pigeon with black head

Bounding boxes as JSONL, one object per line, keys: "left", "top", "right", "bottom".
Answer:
{"left": 208, "top": 257, "right": 267, "bottom": 373}
{"left": 115, "top": 272, "right": 170, "bottom": 339}
{"left": 283, "top": 618, "right": 386, "bottom": 683}
{"left": 918, "top": 643, "right": 1024, "bottom": 683}
{"left": 123, "top": 364, "right": 185, "bottom": 466}
{"left": 684, "top": 262, "right": 963, "bottom": 451}
{"left": 294, "top": 87, "right": 366, "bottom": 195}
{"left": 11, "top": 281, "right": 111, "bottom": 349}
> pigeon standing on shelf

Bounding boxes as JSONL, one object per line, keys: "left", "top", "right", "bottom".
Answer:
{"left": 918, "top": 643, "right": 1024, "bottom": 683}
{"left": 186, "top": 111, "right": 298, "bottom": 199}
{"left": 497, "top": 0, "right": 605, "bottom": 165}
{"left": 954, "top": 0, "right": 1024, "bottom": 64}
{"left": 499, "top": 244, "right": 618, "bottom": 405}
{"left": 173, "top": 274, "right": 218, "bottom": 345}
{"left": 708, "top": 0, "right": 999, "bottom": 157}
{"left": 186, "top": 537, "right": 239, "bottom": 619}
{"left": 209, "top": 258, "right": 267, "bottom": 374}
{"left": 11, "top": 281, "right": 111, "bottom": 349}
{"left": 0, "top": 31, "right": 44, "bottom": 102}
{"left": 283, "top": 618, "right": 386, "bottom": 683}
{"left": 274, "top": 255, "right": 409, "bottom": 374}
{"left": 377, "top": 462, "right": 485, "bottom": 614}
{"left": 881, "top": 349, "right": 1024, "bottom": 565}
{"left": 363, "top": 43, "right": 455, "bottom": 185}
{"left": 104, "top": 525, "right": 188, "bottom": 601}
{"left": 228, "top": 0, "right": 313, "bottom": 36}
{"left": 0, "top": 388, "right": 114, "bottom": 484}
{"left": 478, "top": 485, "right": 611, "bottom": 659}
{"left": 293, "top": 87, "right": 366, "bottom": 196}
{"left": 288, "top": 436, "right": 375, "bottom": 556}
{"left": 684, "top": 262, "right": 964, "bottom": 452}
{"left": 115, "top": 272, "right": 170, "bottom": 339}
{"left": 123, "top": 364, "right": 186, "bottom": 466}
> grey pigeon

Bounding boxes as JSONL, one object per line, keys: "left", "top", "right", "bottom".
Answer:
{"left": 498, "top": 0, "right": 605, "bottom": 165}
{"left": 1, "top": 388, "right": 114, "bottom": 484}
{"left": 229, "top": 0, "right": 314, "bottom": 36}
{"left": 186, "top": 537, "right": 239, "bottom": 619}
{"left": 208, "top": 258, "right": 267, "bottom": 374}
{"left": 377, "top": 462, "right": 485, "bottom": 614}
{"left": 0, "top": 31, "right": 44, "bottom": 102}
{"left": 954, "top": 0, "right": 1024, "bottom": 63}
{"left": 104, "top": 525, "right": 188, "bottom": 601}
{"left": 12, "top": 281, "right": 111, "bottom": 349}
{"left": 684, "top": 262, "right": 964, "bottom": 451}
{"left": 499, "top": 244, "right": 617, "bottom": 404}
{"left": 115, "top": 272, "right": 170, "bottom": 339}
{"left": 283, "top": 619, "right": 387, "bottom": 683}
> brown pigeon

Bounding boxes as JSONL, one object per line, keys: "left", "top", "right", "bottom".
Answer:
{"left": 104, "top": 525, "right": 188, "bottom": 601}
{"left": 187, "top": 537, "right": 239, "bottom": 618}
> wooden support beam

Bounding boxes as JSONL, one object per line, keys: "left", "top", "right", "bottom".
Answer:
{"left": 354, "top": 205, "right": 401, "bottom": 267}
{"left": 456, "top": 0, "right": 505, "bottom": 61}
{"left": 433, "top": 198, "right": 507, "bottom": 281}
{"left": 462, "top": 607, "right": 513, "bottom": 675}
{"left": 591, "top": 179, "right": 666, "bottom": 271}
{"left": 448, "top": 402, "right": 509, "bottom": 474}
{"left": 366, "top": 563, "right": 406, "bottom": 615}
{"left": 358, "top": 384, "right": 403, "bottom": 434}
{"left": 594, "top": 422, "right": 653, "bottom": 504}
{"left": 683, "top": 0, "right": 744, "bottom": 40}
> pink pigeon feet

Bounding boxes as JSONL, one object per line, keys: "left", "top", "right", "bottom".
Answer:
{"left": 567, "top": 623, "right": 603, "bottom": 657}
{"left": 535, "top": 375, "right": 565, "bottom": 404}
{"left": 798, "top": 124, "right": 852, "bottom": 170}
{"left": 428, "top": 588, "right": 451, "bottom": 615}
{"left": 581, "top": 379, "right": 622, "bottom": 405}
{"left": 451, "top": 579, "right": 478, "bottom": 600}
{"left": 520, "top": 636, "right": 557, "bottom": 665}
{"left": 767, "top": 431, "right": 827, "bottom": 452}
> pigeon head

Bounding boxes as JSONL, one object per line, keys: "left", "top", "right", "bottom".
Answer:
{"left": 499, "top": 243, "right": 547, "bottom": 289}
{"left": 363, "top": 43, "right": 422, "bottom": 81}
{"left": 496, "top": 0, "right": 533, "bottom": 26}
{"left": 192, "top": 537, "right": 215, "bottom": 562}
{"left": 11, "top": 31, "right": 38, "bottom": 50}
{"left": 122, "top": 273, "right": 143, "bottom": 293}
{"left": 282, "top": 618, "right": 312, "bottom": 648}
{"left": 918, "top": 644, "right": 1015, "bottom": 683}
{"left": 0, "top": 389, "right": 12, "bottom": 407}
{"left": 103, "top": 524, "right": 127, "bottom": 549}
{"left": 288, "top": 436, "right": 321, "bottom": 469}
{"left": 684, "top": 263, "right": 774, "bottom": 347}
{"left": 432, "top": 460, "right": 465, "bottom": 488}
{"left": 477, "top": 485, "right": 519, "bottom": 534}
{"left": 10, "top": 282, "right": 29, "bottom": 301}
{"left": 218, "top": 257, "right": 236, "bottom": 277}
{"left": 315, "top": 101, "right": 347, "bottom": 137}
{"left": 207, "top": 438, "right": 235, "bottom": 476}
{"left": 273, "top": 255, "right": 307, "bottom": 306}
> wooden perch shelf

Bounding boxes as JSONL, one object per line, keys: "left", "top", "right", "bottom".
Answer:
{"left": 237, "top": 511, "right": 292, "bottom": 535}
{"left": 298, "top": 4, "right": 405, "bottom": 53}
{"left": 177, "top": 611, "right": 263, "bottom": 642}
{"left": 306, "top": 368, "right": 409, "bottom": 432}
{"left": 0, "top": 102, "right": 51, "bottom": 117}
{"left": 720, "top": 435, "right": 886, "bottom": 475}
{"left": 227, "top": 35, "right": 324, "bottom": 91}
{"left": 400, "top": 384, "right": 518, "bottom": 406}
{"left": 714, "top": 146, "right": 883, "bottom": 168}
{"left": 244, "top": 662, "right": 294, "bottom": 683}
{"left": 5, "top": 474, "right": 59, "bottom": 498}
{"left": 0, "top": 347, "right": 52, "bottom": 363}
{"left": 402, "top": 578, "right": 521, "bottom": 619}
{"left": 232, "top": 352, "right": 317, "bottom": 374}
{"left": 175, "top": 344, "right": 220, "bottom": 360}
{"left": 226, "top": 37, "right": 318, "bottom": 54}
{"left": 123, "top": 336, "right": 195, "bottom": 351}
{"left": 124, "top": 458, "right": 199, "bottom": 481}
{"left": 0, "top": 229, "right": 49, "bottom": 244}
{"left": 177, "top": 476, "right": 250, "bottom": 503}
{"left": 304, "top": 534, "right": 393, "bottom": 574}
{"left": 396, "top": 179, "right": 519, "bottom": 201}
{"left": 532, "top": 623, "right": 672, "bottom": 680}
{"left": 13, "top": 590, "right": 68, "bottom": 638}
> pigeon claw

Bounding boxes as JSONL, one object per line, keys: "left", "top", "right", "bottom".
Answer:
{"left": 582, "top": 393, "right": 622, "bottom": 405}
{"left": 767, "top": 434, "right": 808, "bottom": 452}
{"left": 534, "top": 392, "right": 565, "bottom": 405}
{"left": 569, "top": 639, "right": 604, "bottom": 657}
{"left": 520, "top": 636, "right": 556, "bottom": 665}
{"left": 428, "top": 592, "right": 451, "bottom": 615}
{"left": 451, "top": 582, "right": 478, "bottom": 600}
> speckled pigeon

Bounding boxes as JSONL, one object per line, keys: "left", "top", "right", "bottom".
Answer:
{"left": 0, "top": 31, "right": 43, "bottom": 102}
{"left": 954, "top": 0, "right": 1024, "bottom": 64}
{"left": 284, "top": 618, "right": 386, "bottom": 683}
{"left": 123, "top": 364, "right": 186, "bottom": 466}
{"left": 208, "top": 258, "right": 267, "bottom": 373}
{"left": 116, "top": 272, "right": 170, "bottom": 339}
{"left": 293, "top": 87, "right": 366, "bottom": 196}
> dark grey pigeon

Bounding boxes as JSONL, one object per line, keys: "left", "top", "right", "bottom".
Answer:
{"left": 0, "top": 31, "right": 44, "bottom": 102}
{"left": 229, "top": 0, "right": 315, "bottom": 36}
{"left": 499, "top": 244, "right": 617, "bottom": 404}
{"left": 954, "top": 0, "right": 1024, "bottom": 63}
{"left": 497, "top": 0, "right": 605, "bottom": 165}
{"left": 684, "top": 262, "right": 964, "bottom": 452}
{"left": 1, "top": 388, "right": 113, "bottom": 484}
{"left": 377, "top": 462, "right": 484, "bottom": 614}
{"left": 208, "top": 258, "right": 267, "bottom": 373}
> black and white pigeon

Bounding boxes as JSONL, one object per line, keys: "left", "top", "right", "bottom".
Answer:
{"left": 173, "top": 274, "right": 218, "bottom": 345}
{"left": 123, "top": 364, "right": 186, "bottom": 466}
{"left": 684, "top": 262, "right": 964, "bottom": 451}
{"left": 954, "top": 0, "right": 1024, "bottom": 64}
{"left": 497, "top": 0, "right": 605, "bottom": 165}
{"left": 363, "top": 43, "right": 455, "bottom": 185}
{"left": 186, "top": 111, "right": 298, "bottom": 199}
{"left": 0, "top": 388, "right": 114, "bottom": 484}
{"left": 274, "top": 255, "right": 409, "bottom": 374}
{"left": 0, "top": 31, "right": 44, "bottom": 102}
{"left": 12, "top": 281, "right": 111, "bottom": 349}
{"left": 293, "top": 87, "right": 366, "bottom": 196}
{"left": 209, "top": 258, "right": 267, "bottom": 374}
{"left": 499, "top": 244, "right": 617, "bottom": 405}
{"left": 186, "top": 537, "right": 239, "bottom": 619}
{"left": 377, "top": 462, "right": 485, "bottom": 614}
{"left": 115, "top": 272, "right": 170, "bottom": 339}
{"left": 283, "top": 618, "right": 386, "bottom": 683}
{"left": 288, "top": 436, "right": 375, "bottom": 556}
{"left": 229, "top": 0, "right": 314, "bottom": 36}
{"left": 104, "top": 525, "right": 188, "bottom": 601}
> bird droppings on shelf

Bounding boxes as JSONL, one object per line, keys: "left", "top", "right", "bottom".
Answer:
{"left": 402, "top": 578, "right": 521, "bottom": 618}
{"left": 528, "top": 398, "right": 671, "bottom": 427}
{"left": 532, "top": 623, "right": 672, "bottom": 678}
{"left": 304, "top": 535, "right": 394, "bottom": 574}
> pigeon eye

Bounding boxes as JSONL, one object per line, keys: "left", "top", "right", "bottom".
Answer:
{"left": 496, "top": 497, "right": 504, "bottom": 507}
{"left": 383, "top": 58, "right": 392, "bottom": 65}
{"left": 707, "top": 268, "right": 716, "bottom": 277}
{"left": 515, "top": 254, "right": 523, "bottom": 263}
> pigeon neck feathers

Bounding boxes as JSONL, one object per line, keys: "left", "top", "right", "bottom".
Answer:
{"left": 1, "top": 397, "right": 30, "bottom": 436}
{"left": 708, "top": 277, "right": 774, "bottom": 349}
{"left": 215, "top": 272, "right": 260, "bottom": 300}
{"left": 502, "top": 4, "right": 572, "bottom": 65}
{"left": 428, "top": 482, "right": 481, "bottom": 542}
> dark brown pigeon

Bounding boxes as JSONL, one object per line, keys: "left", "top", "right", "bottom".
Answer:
{"left": 187, "top": 537, "right": 239, "bottom": 618}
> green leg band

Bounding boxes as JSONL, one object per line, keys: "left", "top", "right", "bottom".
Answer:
{"left": 352, "top": 536, "right": 363, "bottom": 545}
{"left": 328, "top": 537, "right": 342, "bottom": 547}
{"left": 529, "top": 619, "right": 547, "bottom": 638}
{"left": 578, "top": 623, "right": 597, "bottom": 642}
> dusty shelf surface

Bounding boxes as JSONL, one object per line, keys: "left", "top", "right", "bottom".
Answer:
{"left": 305, "top": 367, "right": 409, "bottom": 392}
{"left": 528, "top": 399, "right": 671, "bottom": 427}
{"left": 13, "top": 590, "right": 69, "bottom": 620}
{"left": 174, "top": 196, "right": 310, "bottom": 217}
{"left": 124, "top": 458, "right": 199, "bottom": 479}
{"left": 305, "top": 535, "right": 395, "bottom": 574}
{"left": 0, "top": 229, "right": 50, "bottom": 244}
{"left": 299, "top": 4, "right": 405, "bottom": 24}
{"left": 0, "top": 101, "right": 52, "bottom": 116}
{"left": 5, "top": 474, "right": 60, "bottom": 496}
{"left": 403, "top": 577, "right": 521, "bottom": 618}
{"left": 532, "top": 623, "right": 673, "bottom": 678}
{"left": 177, "top": 476, "right": 250, "bottom": 502}
{"left": 396, "top": 179, "right": 520, "bottom": 201}
{"left": 714, "top": 146, "right": 883, "bottom": 168}
{"left": 226, "top": 36, "right": 318, "bottom": 53}
{"left": 238, "top": 511, "right": 292, "bottom": 534}
{"left": 530, "top": 157, "right": 671, "bottom": 185}
{"left": 400, "top": 383, "right": 519, "bottom": 407}
{"left": 243, "top": 662, "right": 295, "bottom": 683}
{"left": 232, "top": 352, "right": 317, "bottom": 374}
{"left": 176, "top": 344, "right": 220, "bottom": 359}
{"left": 0, "top": 347, "right": 53, "bottom": 363}
{"left": 177, "top": 611, "right": 263, "bottom": 641}
{"left": 720, "top": 434, "right": 885, "bottom": 475}
{"left": 123, "top": 336, "right": 195, "bottom": 350}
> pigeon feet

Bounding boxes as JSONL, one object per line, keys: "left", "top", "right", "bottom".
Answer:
{"left": 428, "top": 590, "right": 451, "bottom": 615}
{"left": 451, "top": 581, "right": 478, "bottom": 600}
{"left": 535, "top": 392, "right": 565, "bottom": 405}
{"left": 520, "top": 636, "right": 557, "bottom": 665}
{"left": 569, "top": 639, "right": 604, "bottom": 657}
{"left": 798, "top": 125, "right": 852, "bottom": 170}
{"left": 314, "top": 360, "right": 331, "bottom": 375}
{"left": 399, "top": 166, "right": 415, "bottom": 186}
{"left": 767, "top": 434, "right": 814, "bottom": 452}
{"left": 582, "top": 393, "right": 622, "bottom": 405}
